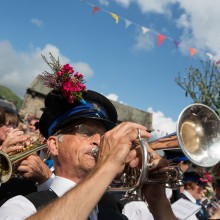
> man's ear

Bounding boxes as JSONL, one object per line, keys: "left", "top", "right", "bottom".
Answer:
{"left": 47, "top": 136, "right": 59, "bottom": 156}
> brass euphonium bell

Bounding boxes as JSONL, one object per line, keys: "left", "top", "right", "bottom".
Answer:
{"left": 92, "top": 103, "right": 220, "bottom": 200}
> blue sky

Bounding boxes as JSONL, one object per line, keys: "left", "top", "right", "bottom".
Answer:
{"left": 0, "top": 0, "right": 219, "bottom": 136}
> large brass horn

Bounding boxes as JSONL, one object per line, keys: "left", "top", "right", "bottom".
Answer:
{"left": 0, "top": 140, "right": 47, "bottom": 183}
{"left": 150, "top": 103, "right": 220, "bottom": 167}
{"left": 93, "top": 103, "right": 220, "bottom": 199}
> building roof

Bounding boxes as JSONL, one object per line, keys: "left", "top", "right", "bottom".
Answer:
{"left": 27, "top": 75, "right": 51, "bottom": 96}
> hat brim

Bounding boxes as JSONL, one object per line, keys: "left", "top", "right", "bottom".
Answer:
{"left": 55, "top": 114, "right": 116, "bottom": 132}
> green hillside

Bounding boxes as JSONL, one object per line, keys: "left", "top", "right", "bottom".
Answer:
{"left": 0, "top": 85, "right": 23, "bottom": 109}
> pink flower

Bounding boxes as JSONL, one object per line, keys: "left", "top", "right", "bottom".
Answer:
{"left": 204, "top": 172, "right": 211, "bottom": 182}
{"left": 62, "top": 64, "right": 74, "bottom": 74}
{"left": 79, "top": 84, "right": 86, "bottom": 90}
{"left": 74, "top": 72, "right": 83, "bottom": 80}
{"left": 62, "top": 81, "right": 74, "bottom": 93}
{"left": 57, "top": 71, "right": 63, "bottom": 76}
{"left": 74, "top": 72, "right": 83, "bottom": 79}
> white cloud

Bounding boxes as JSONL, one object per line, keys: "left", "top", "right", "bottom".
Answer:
{"left": 73, "top": 62, "right": 94, "bottom": 79}
{"left": 136, "top": 0, "right": 176, "bottom": 14}
{"left": 0, "top": 41, "right": 94, "bottom": 98}
{"left": 106, "top": 93, "right": 126, "bottom": 104}
{"left": 115, "top": 0, "right": 176, "bottom": 14}
{"left": 106, "top": 93, "right": 119, "bottom": 101}
{"left": 176, "top": 14, "right": 190, "bottom": 29}
{"left": 147, "top": 107, "right": 176, "bottom": 139}
{"left": 176, "top": 0, "right": 220, "bottom": 59}
{"left": 132, "top": 31, "right": 155, "bottom": 52}
{"left": 98, "top": 0, "right": 109, "bottom": 6}
{"left": 113, "top": 0, "right": 130, "bottom": 8}
{"left": 30, "top": 18, "right": 43, "bottom": 28}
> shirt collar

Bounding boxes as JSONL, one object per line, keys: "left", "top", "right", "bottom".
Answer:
{"left": 183, "top": 190, "right": 197, "bottom": 204}
{"left": 50, "top": 176, "right": 77, "bottom": 197}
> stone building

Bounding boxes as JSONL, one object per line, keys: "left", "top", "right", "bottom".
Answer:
{"left": 19, "top": 75, "right": 51, "bottom": 119}
{"left": 20, "top": 75, "right": 152, "bottom": 130}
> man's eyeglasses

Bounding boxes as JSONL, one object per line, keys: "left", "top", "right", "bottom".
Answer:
{"left": 75, "top": 124, "right": 105, "bottom": 137}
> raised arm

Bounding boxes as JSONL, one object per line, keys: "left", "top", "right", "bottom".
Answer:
{"left": 27, "top": 122, "right": 150, "bottom": 220}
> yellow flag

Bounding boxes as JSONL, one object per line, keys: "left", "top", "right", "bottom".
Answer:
{"left": 110, "top": 13, "right": 119, "bottom": 24}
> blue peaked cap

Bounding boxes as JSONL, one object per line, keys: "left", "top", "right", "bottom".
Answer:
{"left": 39, "top": 90, "right": 117, "bottom": 139}
{"left": 47, "top": 102, "right": 108, "bottom": 136}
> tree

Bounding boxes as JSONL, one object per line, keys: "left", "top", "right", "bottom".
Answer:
{"left": 175, "top": 59, "right": 220, "bottom": 116}
{"left": 176, "top": 60, "right": 220, "bottom": 177}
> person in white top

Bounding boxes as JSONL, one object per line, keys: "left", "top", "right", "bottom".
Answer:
{"left": 0, "top": 53, "right": 176, "bottom": 220}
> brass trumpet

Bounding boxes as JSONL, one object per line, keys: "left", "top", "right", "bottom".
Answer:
{"left": 94, "top": 103, "right": 220, "bottom": 199}
{"left": 0, "top": 140, "right": 47, "bottom": 183}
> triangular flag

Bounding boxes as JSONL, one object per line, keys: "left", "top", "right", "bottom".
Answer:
{"left": 173, "top": 40, "right": 180, "bottom": 48}
{"left": 110, "top": 13, "right": 119, "bottom": 24}
{"left": 158, "top": 34, "right": 166, "bottom": 47}
{"left": 124, "top": 19, "right": 132, "bottom": 29}
{"left": 92, "top": 6, "right": 100, "bottom": 15}
{"left": 216, "top": 60, "right": 220, "bottom": 65}
{"left": 205, "top": 53, "right": 213, "bottom": 60}
{"left": 189, "top": 47, "right": 196, "bottom": 57}
{"left": 141, "top": 26, "right": 150, "bottom": 34}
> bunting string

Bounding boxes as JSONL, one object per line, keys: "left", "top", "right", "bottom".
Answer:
{"left": 82, "top": 0, "right": 220, "bottom": 64}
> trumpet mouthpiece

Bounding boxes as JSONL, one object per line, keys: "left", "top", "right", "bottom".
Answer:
{"left": 91, "top": 147, "right": 99, "bottom": 158}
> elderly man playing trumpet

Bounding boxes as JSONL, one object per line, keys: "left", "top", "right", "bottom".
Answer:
{"left": 0, "top": 54, "right": 176, "bottom": 220}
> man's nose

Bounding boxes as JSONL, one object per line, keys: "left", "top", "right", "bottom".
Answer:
{"left": 89, "top": 133, "right": 101, "bottom": 146}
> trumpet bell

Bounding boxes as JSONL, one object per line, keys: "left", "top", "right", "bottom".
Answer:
{"left": 0, "top": 151, "right": 12, "bottom": 183}
{"left": 0, "top": 141, "right": 47, "bottom": 183}
{"left": 177, "top": 103, "right": 220, "bottom": 167}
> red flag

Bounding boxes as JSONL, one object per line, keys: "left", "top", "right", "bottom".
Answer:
{"left": 158, "top": 34, "right": 166, "bottom": 47}
{"left": 92, "top": 6, "right": 100, "bottom": 15}
{"left": 216, "top": 60, "right": 220, "bottom": 65}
